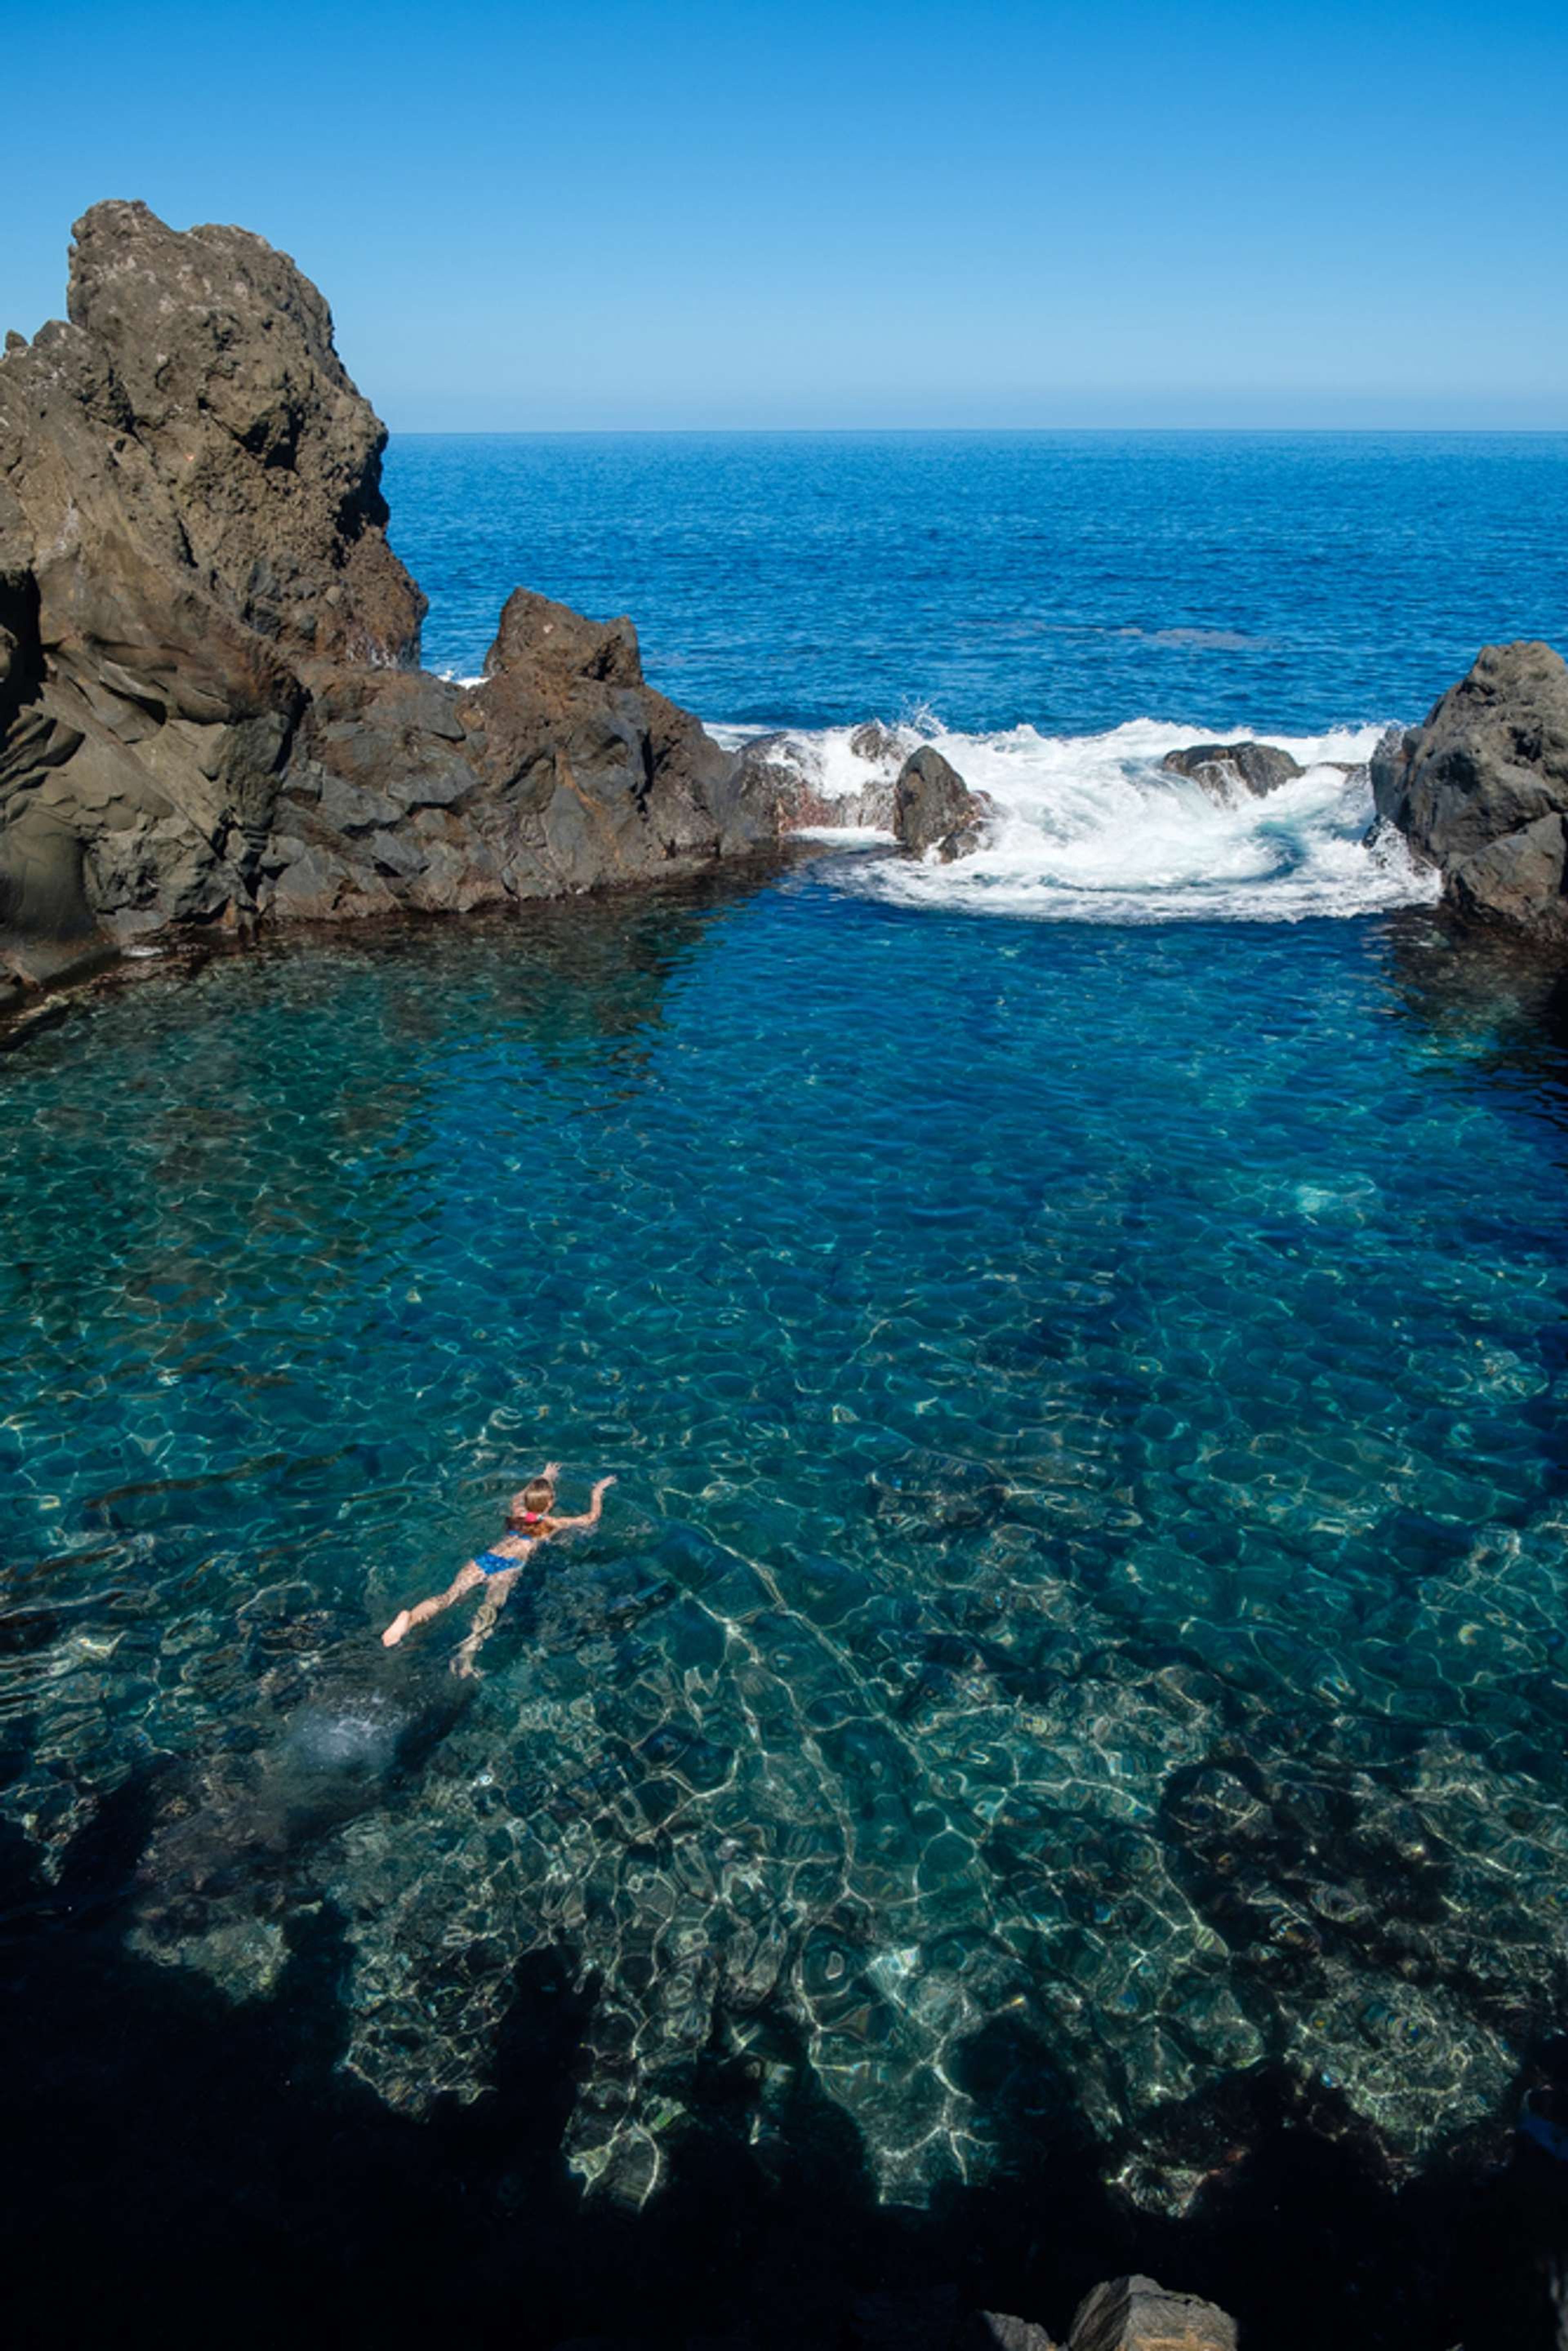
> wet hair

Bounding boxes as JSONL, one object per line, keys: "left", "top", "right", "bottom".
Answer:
{"left": 508, "top": 1477, "right": 556, "bottom": 1529}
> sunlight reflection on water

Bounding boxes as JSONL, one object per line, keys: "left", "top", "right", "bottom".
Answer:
{"left": 3, "top": 885, "right": 1568, "bottom": 2209}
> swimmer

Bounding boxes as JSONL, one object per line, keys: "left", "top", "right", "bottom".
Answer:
{"left": 381, "top": 1463, "right": 616, "bottom": 1678}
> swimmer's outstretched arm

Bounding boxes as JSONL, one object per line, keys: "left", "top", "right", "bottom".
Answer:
{"left": 382, "top": 1561, "right": 483, "bottom": 1648}
{"left": 545, "top": 1475, "right": 617, "bottom": 1532}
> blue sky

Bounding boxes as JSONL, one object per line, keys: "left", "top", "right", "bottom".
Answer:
{"left": 5, "top": 0, "right": 1566, "bottom": 428}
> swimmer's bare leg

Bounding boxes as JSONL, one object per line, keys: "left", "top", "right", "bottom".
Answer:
{"left": 452, "top": 1566, "right": 521, "bottom": 1679}
{"left": 383, "top": 1561, "right": 483, "bottom": 1648}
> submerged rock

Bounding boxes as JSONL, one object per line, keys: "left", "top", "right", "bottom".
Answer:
{"left": 970, "top": 2317, "right": 1058, "bottom": 2351}
{"left": 893, "top": 746, "right": 992, "bottom": 860}
{"left": 1162, "top": 740, "right": 1304, "bottom": 800}
{"left": 1371, "top": 640, "right": 1568, "bottom": 939}
{"left": 1068, "top": 2277, "right": 1235, "bottom": 2351}
{"left": 0, "top": 200, "right": 776, "bottom": 997}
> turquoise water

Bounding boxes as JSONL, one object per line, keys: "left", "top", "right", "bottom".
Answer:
{"left": 4, "top": 433, "right": 1568, "bottom": 2232}
{"left": 5, "top": 884, "right": 1568, "bottom": 2206}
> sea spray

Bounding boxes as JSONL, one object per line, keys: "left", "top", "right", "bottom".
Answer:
{"left": 714, "top": 716, "right": 1439, "bottom": 924}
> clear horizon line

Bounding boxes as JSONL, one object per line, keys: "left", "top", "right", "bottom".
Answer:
{"left": 386, "top": 421, "right": 1568, "bottom": 439}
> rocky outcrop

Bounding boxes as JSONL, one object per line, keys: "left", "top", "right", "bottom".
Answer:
{"left": 2, "top": 200, "right": 422, "bottom": 677}
{"left": 1371, "top": 641, "right": 1568, "bottom": 939}
{"left": 463, "top": 587, "right": 766, "bottom": 891}
{"left": 893, "top": 746, "right": 992, "bottom": 861}
{"left": 1162, "top": 739, "right": 1304, "bottom": 800}
{"left": 0, "top": 200, "right": 777, "bottom": 997}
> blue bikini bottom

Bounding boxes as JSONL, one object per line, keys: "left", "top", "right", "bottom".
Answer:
{"left": 475, "top": 1548, "right": 530, "bottom": 1578}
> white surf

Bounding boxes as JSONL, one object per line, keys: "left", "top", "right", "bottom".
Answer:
{"left": 710, "top": 716, "right": 1438, "bottom": 925}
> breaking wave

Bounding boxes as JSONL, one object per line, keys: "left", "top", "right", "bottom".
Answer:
{"left": 713, "top": 716, "right": 1439, "bottom": 925}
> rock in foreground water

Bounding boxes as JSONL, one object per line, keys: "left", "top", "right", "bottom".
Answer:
{"left": 1161, "top": 740, "right": 1305, "bottom": 800}
{"left": 1372, "top": 640, "right": 1568, "bottom": 938}
{"left": 0, "top": 201, "right": 775, "bottom": 993}
{"left": 893, "top": 746, "right": 993, "bottom": 860}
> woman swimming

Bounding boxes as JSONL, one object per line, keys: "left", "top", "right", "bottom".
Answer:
{"left": 380, "top": 1463, "right": 616, "bottom": 1677}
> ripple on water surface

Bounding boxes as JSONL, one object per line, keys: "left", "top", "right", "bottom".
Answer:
{"left": 3, "top": 876, "right": 1568, "bottom": 2209}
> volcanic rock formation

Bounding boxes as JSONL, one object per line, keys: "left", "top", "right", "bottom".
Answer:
{"left": 893, "top": 745, "right": 993, "bottom": 861}
{"left": 1371, "top": 641, "right": 1568, "bottom": 940}
{"left": 1161, "top": 739, "right": 1305, "bottom": 800}
{"left": 732, "top": 721, "right": 910, "bottom": 832}
{"left": 0, "top": 201, "right": 777, "bottom": 995}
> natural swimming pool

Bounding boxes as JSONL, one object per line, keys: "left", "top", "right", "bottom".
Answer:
{"left": 5, "top": 430, "right": 1568, "bottom": 2346}
{"left": 5, "top": 870, "right": 1566, "bottom": 2210}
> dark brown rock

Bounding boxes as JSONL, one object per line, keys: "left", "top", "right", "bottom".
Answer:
{"left": 733, "top": 729, "right": 895, "bottom": 830}
{"left": 0, "top": 200, "right": 777, "bottom": 998}
{"left": 64, "top": 200, "right": 424, "bottom": 667}
{"left": 462, "top": 588, "right": 762, "bottom": 892}
{"left": 1371, "top": 641, "right": 1568, "bottom": 938}
{"left": 893, "top": 745, "right": 992, "bottom": 861}
{"left": 1067, "top": 2275, "right": 1236, "bottom": 2351}
{"left": 1162, "top": 740, "right": 1304, "bottom": 799}
{"left": 732, "top": 733, "right": 826, "bottom": 829}
{"left": 849, "top": 719, "right": 907, "bottom": 766}
{"left": 1448, "top": 811, "right": 1568, "bottom": 928}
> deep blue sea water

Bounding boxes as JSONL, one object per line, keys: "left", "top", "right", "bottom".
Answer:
{"left": 4, "top": 435, "right": 1568, "bottom": 2229}
{"left": 388, "top": 430, "right": 1568, "bottom": 734}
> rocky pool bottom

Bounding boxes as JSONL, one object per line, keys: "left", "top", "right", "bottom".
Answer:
{"left": 2, "top": 864, "right": 1568, "bottom": 2346}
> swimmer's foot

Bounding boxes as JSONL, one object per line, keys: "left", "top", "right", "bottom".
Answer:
{"left": 452, "top": 1652, "right": 477, "bottom": 1680}
{"left": 381, "top": 1611, "right": 411, "bottom": 1649}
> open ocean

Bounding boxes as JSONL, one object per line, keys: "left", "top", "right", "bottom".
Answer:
{"left": 4, "top": 431, "right": 1568, "bottom": 2345}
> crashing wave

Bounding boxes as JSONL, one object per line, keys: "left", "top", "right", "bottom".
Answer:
{"left": 711, "top": 715, "right": 1440, "bottom": 924}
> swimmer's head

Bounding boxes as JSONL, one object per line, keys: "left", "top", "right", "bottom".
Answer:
{"left": 508, "top": 1477, "right": 555, "bottom": 1528}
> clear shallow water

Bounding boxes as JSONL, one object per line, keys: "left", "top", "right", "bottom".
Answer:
{"left": 5, "top": 892, "right": 1568, "bottom": 2206}
{"left": 5, "top": 434, "right": 1568, "bottom": 2220}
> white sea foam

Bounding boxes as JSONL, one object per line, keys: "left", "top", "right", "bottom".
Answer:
{"left": 282, "top": 1696, "right": 406, "bottom": 1774}
{"left": 716, "top": 715, "right": 1439, "bottom": 926}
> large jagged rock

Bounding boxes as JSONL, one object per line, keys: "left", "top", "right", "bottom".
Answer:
{"left": 0, "top": 200, "right": 775, "bottom": 994}
{"left": 62, "top": 199, "right": 424, "bottom": 668}
{"left": 462, "top": 588, "right": 763, "bottom": 892}
{"left": 893, "top": 746, "right": 993, "bottom": 862}
{"left": 1371, "top": 641, "right": 1568, "bottom": 939}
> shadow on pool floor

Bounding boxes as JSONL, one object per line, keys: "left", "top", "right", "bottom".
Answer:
{"left": 0, "top": 1770, "right": 1562, "bottom": 2351}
